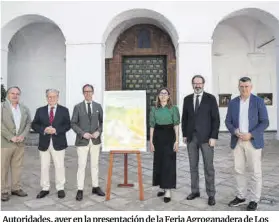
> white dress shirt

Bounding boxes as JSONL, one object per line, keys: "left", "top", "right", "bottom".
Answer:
{"left": 9, "top": 102, "right": 21, "bottom": 134}
{"left": 48, "top": 104, "right": 57, "bottom": 117}
{"left": 239, "top": 96, "right": 250, "bottom": 133}
{"left": 193, "top": 92, "right": 203, "bottom": 110}
{"left": 47, "top": 104, "right": 57, "bottom": 142}
{"left": 84, "top": 100, "right": 93, "bottom": 114}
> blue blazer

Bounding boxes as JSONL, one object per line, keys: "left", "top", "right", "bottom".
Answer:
{"left": 225, "top": 94, "right": 269, "bottom": 149}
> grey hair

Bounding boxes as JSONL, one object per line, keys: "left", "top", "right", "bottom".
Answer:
{"left": 7, "top": 86, "right": 21, "bottom": 95}
{"left": 46, "top": 89, "right": 59, "bottom": 97}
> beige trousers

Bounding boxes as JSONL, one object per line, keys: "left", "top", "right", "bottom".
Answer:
{"left": 1, "top": 146, "right": 24, "bottom": 193}
{"left": 233, "top": 140, "right": 262, "bottom": 202}
{"left": 77, "top": 140, "right": 101, "bottom": 190}
{"left": 39, "top": 141, "right": 65, "bottom": 191}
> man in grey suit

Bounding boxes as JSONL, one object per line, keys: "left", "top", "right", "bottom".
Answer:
{"left": 71, "top": 84, "right": 105, "bottom": 201}
{"left": 1, "top": 86, "right": 31, "bottom": 201}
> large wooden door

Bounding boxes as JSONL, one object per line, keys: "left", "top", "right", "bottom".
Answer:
{"left": 122, "top": 55, "right": 167, "bottom": 138}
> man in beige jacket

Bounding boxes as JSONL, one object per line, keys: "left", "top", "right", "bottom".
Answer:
{"left": 1, "top": 86, "right": 31, "bottom": 201}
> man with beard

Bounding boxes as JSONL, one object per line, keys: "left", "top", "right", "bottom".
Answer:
{"left": 181, "top": 75, "right": 220, "bottom": 206}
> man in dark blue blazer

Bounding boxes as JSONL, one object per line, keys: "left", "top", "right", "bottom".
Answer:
{"left": 182, "top": 75, "right": 220, "bottom": 206}
{"left": 32, "top": 89, "right": 71, "bottom": 199}
{"left": 225, "top": 77, "right": 269, "bottom": 211}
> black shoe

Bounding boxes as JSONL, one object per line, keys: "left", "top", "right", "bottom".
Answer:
{"left": 247, "top": 201, "right": 258, "bottom": 211}
{"left": 164, "top": 197, "right": 171, "bottom": 203}
{"left": 92, "top": 187, "right": 105, "bottom": 196}
{"left": 228, "top": 196, "right": 246, "bottom": 207}
{"left": 58, "top": 190, "right": 65, "bottom": 199}
{"left": 157, "top": 191, "right": 165, "bottom": 197}
{"left": 36, "top": 190, "right": 49, "bottom": 199}
{"left": 208, "top": 196, "right": 216, "bottom": 206}
{"left": 76, "top": 190, "right": 83, "bottom": 201}
{"left": 186, "top": 193, "right": 200, "bottom": 200}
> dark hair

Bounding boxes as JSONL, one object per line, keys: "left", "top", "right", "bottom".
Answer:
{"left": 155, "top": 87, "right": 173, "bottom": 109}
{"left": 82, "top": 84, "right": 94, "bottom": 92}
{"left": 192, "top": 75, "right": 205, "bottom": 84}
{"left": 7, "top": 86, "right": 21, "bottom": 94}
{"left": 239, "top": 77, "right": 251, "bottom": 82}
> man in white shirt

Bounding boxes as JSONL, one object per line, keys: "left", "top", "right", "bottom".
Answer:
{"left": 32, "top": 89, "right": 71, "bottom": 199}
{"left": 1, "top": 86, "right": 31, "bottom": 201}
{"left": 225, "top": 77, "right": 269, "bottom": 211}
{"left": 181, "top": 75, "right": 220, "bottom": 206}
{"left": 71, "top": 84, "right": 105, "bottom": 201}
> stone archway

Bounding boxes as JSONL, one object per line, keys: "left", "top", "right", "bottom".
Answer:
{"left": 105, "top": 24, "right": 176, "bottom": 99}
{"left": 103, "top": 8, "right": 179, "bottom": 102}
{"left": 212, "top": 8, "right": 279, "bottom": 137}
{"left": 103, "top": 8, "right": 179, "bottom": 59}
{"left": 1, "top": 14, "right": 66, "bottom": 118}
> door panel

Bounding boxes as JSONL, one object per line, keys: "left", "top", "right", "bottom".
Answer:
{"left": 122, "top": 56, "right": 167, "bottom": 139}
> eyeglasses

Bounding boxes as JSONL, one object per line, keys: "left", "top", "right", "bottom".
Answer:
{"left": 192, "top": 83, "right": 203, "bottom": 85}
{"left": 83, "top": 91, "right": 93, "bottom": 93}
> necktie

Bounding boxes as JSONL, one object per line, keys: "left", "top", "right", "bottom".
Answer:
{"left": 49, "top": 107, "right": 54, "bottom": 125}
{"left": 87, "top": 103, "right": 92, "bottom": 119}
{"left": 195, "top": 95, "right": 200, "bottom": 113}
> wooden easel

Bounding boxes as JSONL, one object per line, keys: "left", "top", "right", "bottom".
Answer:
{"left": 105, "top": 150, "right": 144, "bottom": 201}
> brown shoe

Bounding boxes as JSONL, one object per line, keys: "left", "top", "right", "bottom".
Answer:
{"left": 11, "top": 189, "right": 28, "bottom": 197}
{"left": 1, "top": 193, "right": 9, "bottom": 201}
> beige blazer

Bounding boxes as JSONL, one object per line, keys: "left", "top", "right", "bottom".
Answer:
{"left": 1, "top": 101, "right": 31, "bottom": 148}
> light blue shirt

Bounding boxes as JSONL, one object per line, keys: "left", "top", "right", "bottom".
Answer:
{"left": 8, "top": 101, "right": 21, "bottom": 134}
{"left": 48, "top": 104, "right": 57, "bottom": 117}
{"left": 84, "top": 100, "right": 93, "bottom": 114}
{"left": 47, "top": 104, "right": 57, "bottom": 146}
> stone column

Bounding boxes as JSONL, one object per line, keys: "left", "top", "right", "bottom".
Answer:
{"left": 177, "top": 40, "right": 213, "bottom": 108}
{"left": 1, "top": 46, "right": 8, "bottom": 87}
{"left": 177, "top": 40, "right": 213, "bottom": 143}
{"left": 66, "top": 42, "right": 105, "bottom": 145}
{"left": 276, "top": 43, "right": 279, "bottom": 140}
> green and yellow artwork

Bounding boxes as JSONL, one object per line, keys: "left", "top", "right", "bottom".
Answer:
{"left": 102, "top": 91, "right": 146, "bottom": 151}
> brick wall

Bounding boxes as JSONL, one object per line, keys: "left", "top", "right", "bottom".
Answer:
{"left": 105, "top": 24, "right": 177, "bottom": 103}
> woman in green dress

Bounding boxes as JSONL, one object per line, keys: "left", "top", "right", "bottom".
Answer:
{"left": 150, "top": 87, "right": 180, "bottom": 203}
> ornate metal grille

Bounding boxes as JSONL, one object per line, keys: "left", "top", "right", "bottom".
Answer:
{"left": 122, "top": 56, "right": 167, "bottom": 139}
